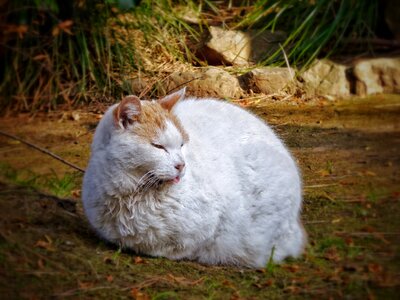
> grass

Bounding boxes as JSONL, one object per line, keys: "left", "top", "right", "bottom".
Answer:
{"left": 233, "top": 0, "right": 379, "bottom": 67}
{"left": 0, "top": 162, "right": 80, "bottom": 198}
{"left": 1, "top": 0, "right": 381, "bottom": 111}
{"left": 0, "top": 96, "right": 399, "bottom": 298}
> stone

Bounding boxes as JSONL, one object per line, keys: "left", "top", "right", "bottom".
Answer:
{"left": 164, "top": 67, "right": 242, "bottom": 99}
{"left": 299, "top": 59, "right": 350, "bottom": 98}
{"left": 353, "top": 57, "right": 400, "bottom": 96}
{"left": 198, "top": 26, "right": 286, "bottom": 66}
{"left": 240, "top": 67, "right": 295, "bottom": 94}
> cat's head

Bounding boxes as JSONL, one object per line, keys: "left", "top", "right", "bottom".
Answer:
{"left": 100, "top": 87, "right": 189, "bottom": 187}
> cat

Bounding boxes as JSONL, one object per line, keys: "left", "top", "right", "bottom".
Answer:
{"left": 82, "top": 87, "right": 306, "bottom": 268}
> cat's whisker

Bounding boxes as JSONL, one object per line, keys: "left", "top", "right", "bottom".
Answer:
{"left": 135, "top": 170, "right": 153, "bottom": 188}
{"left": 135, "top": 171, "right": 161, "bottom": 195}
{"left": 140, "top": 175, "right": 160, "bottom": 193}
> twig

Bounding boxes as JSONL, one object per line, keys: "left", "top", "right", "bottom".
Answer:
{"left": 304, "top": 183, "right": 338, "bottom": 188}
{"left": 304, "top": 220, "right": 330, "bottom": 224}
{"left": 279, "top": 43, "right": 295, "bottom": 80}
{"left": 165, "top": 76, "right": 204, "bottom": 95}
{"left": 336, "top": 232, "right": 400, "bottom": 236}
{"left": 0, "top": 130, "right": 85, "bottom": 173}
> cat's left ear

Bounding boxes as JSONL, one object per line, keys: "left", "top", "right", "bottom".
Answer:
{"left": 114, "top": 95, "right": 141, "bottom": 129}
{"left": 159, "top": 87, "right": 186, "bottom": 111}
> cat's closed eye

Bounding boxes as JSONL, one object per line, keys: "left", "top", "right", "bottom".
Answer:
{"left": 151, "top": 143, "right": 167, "bottom": 152}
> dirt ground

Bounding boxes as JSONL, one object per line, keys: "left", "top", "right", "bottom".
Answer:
{"left": 0, "top": 95, "right": 399, "bottom": 299}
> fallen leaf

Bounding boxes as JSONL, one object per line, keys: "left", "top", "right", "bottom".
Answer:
{"left": 34, "top": 239, "right": 55, "bottom": 252}
{"left": 71, "top": 189, "right": 81, "bottom": 198}
{"left": 58, "top": 20, "right": 74, "bottom": 35}
{"left": 364, "top": 170, "right": 376, "bottom": 177}
{"left": 283, "top": 264, "right": 300, "bottom": 273}
{"left": 5, "top": 24, "right": 28, "bottom": 38}
{"left": 263, "top": 278, "right": 274, "bottom": 287}
{"left": 222, "top": 279, "right": 235, "bottom": 288}
{"left": 256, "top": 268, "right": 266, "bottom": 273}
{"left": 318, "top": 169, "right": 330, "bottom": 177}
{"left": 37, "top": 259, "right": 45, "bottom": 269}
{"left": 368, "top": 263, "right": 383, "bottom": 274}
{"left": 374, "top": 272, "right": 400, "bottom": 287}
{"left": 130, "top": 288, "right": 150, "bottom": 300}
{"left": 52, "top": 26, "right": 60, "bottom": 37}
{"left": 78, "top": 281, "right": 94, "bottom": 290}
{"left": 134, "top": 256, "right": 145, "bottom": 264}
{"left": 230, "top": 292, "right": 244, "bottom": 300}
{"left": 344, "top": 237, "right": 354, "bottom": 246}
{"left": 323, "top": 247, "right": 341, "bottom": 262}
{"left": 33, "top": 54, "right": 49, "bottom": 61}
{"left": 106, "top": 275, "right": 114, "bottom": 282}
{"left": 361, "top": 225, "right": 376, "bottom": 233}
{"left": 237, "top": 100, "right": 250, "bottom": 107}
{"left": 284, "top": 285, "right": 300, "bottom": 294}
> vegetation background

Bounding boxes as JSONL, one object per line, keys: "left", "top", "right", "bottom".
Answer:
{"left": 0, "top": 0, "right": 388, "bottom": 111}
{"left": 1, "top": 1, "right": 399, "bottom": 299}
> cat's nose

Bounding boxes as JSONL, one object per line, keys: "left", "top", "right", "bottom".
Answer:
{"left": 175, "top": 163, "right": 185, "bottom": 172}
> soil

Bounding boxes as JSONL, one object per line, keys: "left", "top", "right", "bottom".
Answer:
{"left": 0, "top": 95, "right": 399, "bottom": 299}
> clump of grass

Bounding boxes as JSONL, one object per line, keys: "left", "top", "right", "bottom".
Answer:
{"left": 0, "top": 0, "right": 202, "bottom": 111}
{"left": 230, "top": 0, "right": 379, "bottom": 67}
{"left": 1, "top": 0, "right": 125, "bottom": 111}
{"left": 0, "top": 162, "right": 79, "bottom": 197}
{"left": 0, "top": 0, "right": 382, "bottom": 111}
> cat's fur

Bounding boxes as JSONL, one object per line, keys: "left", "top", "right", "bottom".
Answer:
{"left": 82, "top": 88, "right": 305, "bottom": 268}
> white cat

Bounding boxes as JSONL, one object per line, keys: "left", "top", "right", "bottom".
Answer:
{"left": 82, "top": 88, "right": 305, "bottom": 268}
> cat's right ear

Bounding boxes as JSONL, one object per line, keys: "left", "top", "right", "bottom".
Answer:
{"left": 159, "top": 87, "right": 186, "bottom": 111}
{"left": 113, "top": 95, "right": 141, "bottom": 129}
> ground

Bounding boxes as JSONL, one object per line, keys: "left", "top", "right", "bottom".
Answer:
{"left": 0, "top": 95, "right": 399, "bottom": 299}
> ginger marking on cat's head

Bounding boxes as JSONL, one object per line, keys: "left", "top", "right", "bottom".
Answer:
{"left": 113, "top": 88, "right": 189, "bottom": 143}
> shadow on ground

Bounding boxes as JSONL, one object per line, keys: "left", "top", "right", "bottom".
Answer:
{"left": 0, "top": 95, "right": 399, "bottom": 299}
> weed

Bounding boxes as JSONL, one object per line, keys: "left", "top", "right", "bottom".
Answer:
{"left": 0, "top": 162, "right": 79, "bottom": 198}
{"left": 316, "top": 237, "right": 346, "bottom": 252}
{"left": 44, "top": 170, "right": 78, "bottom": 198}
{"left": 112, "top": 247, "right": 122, "bottom": 261}
{"left": 152, "top": 291, "right": 179, "bottom": 300}
{"left": 266, "top": 245, "right": 276, "bottom": 274}
{"left": 326, "top": 161, "right": 334, "bottom": 174}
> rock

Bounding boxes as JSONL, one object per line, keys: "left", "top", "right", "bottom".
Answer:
{"left": 353, "top": 57, "right": 400, "bottom": 96}
{"left": 165, "top": 67, "right": 242, "bottom": 99}
{"left": 300, "top": 59, "right": 350, "bottom": 98}
{"left": 240, "top": 67, "right": 295, "bottom": 94}
{"left": 198, "top": 26, "right": 286, "bottom": 66}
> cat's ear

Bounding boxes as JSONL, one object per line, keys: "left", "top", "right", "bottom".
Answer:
{"left": 159, "top": 87, "right": 186, "bottom": 111}
{"left": 114, "top": 95, "right": 141, "bottom": 129}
